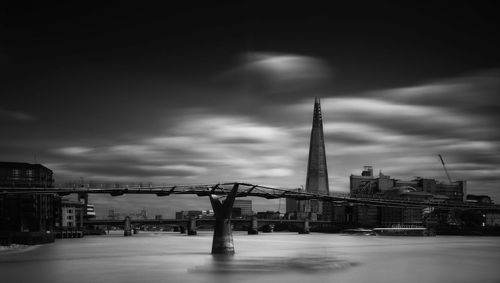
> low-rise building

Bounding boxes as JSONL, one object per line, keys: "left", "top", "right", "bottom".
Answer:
{"left": 58, "top": 200, "right": 85, "bottom": 228}
{"left": 349, "top": 166, "right": 469, "bottom": 227}
{"left": 350, "top": 166, "right": 467, "bottom": 202}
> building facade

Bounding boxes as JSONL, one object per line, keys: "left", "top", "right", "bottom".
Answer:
{"left": 233, "top": 199, "right": 253, "bottom": 218}
{"left": 349, "top": 166, "right": 469, "bottom": 227}
{"left": 0, "top": 162, "right": 54, "bottom": 188}
{"left": 58, "top": 200, "right": 85, "bottom": 228}
{"left": 0, "top": 193, "right": 58, "bottom": 245}
{"left": 350, "top": 166, "right": 466, "bottom": 202}
{"left": 304, "top": 97, "right": 330, "bottom": 218}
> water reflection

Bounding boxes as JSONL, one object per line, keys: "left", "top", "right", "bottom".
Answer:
{"left": 191, "top": 254, "right": 355, "bottom": 274}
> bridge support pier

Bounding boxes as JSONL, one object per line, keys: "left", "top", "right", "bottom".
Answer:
{"left": 209, "top": 183, "right": 239, "bottom": 254}
{"left": 248, "top": 216, "right": 259, "bottom": 235}
{"left": 124, "top": 216, "right": 132, "bottom": 236}
{"left": 188, "top": 217, "right": 197, "bottom": 235}
{"left": 299, "top": 218, "right": 310, "bottom": 234}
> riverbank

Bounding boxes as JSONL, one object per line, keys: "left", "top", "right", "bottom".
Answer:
{"left": 0, "top": 243, "right": 33, "bottom": 253}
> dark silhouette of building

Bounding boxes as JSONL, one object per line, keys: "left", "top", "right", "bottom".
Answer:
{"left": 0, "top": 194, "right": 58, "bottom": 245}
{"left": 0, "top": 162, "right": 58, "bottom": 244}
{"left": 0, "top": 161, "right": 54, "bottom": 188}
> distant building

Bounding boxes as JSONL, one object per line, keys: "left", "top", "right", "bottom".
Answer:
{"left": 58, "top": 199, "right": 85, "bottom": 228}
{"left": 350, "top": 166, "right": 467, "bottom": 202}
{"left": 108, "top": 209, "right": 117, "bottom": 220}
{"left": 175, "top": 210, "right": 213, "bottom": 219}
{"left": 86, "top": 204, "right": 96, "bottom": 219}
{"left": 256, "top": 211, "right": 281, "bottom": 220}
{"left": 285, "top": 189, "right": 320, "bottom": 220}
{"left": 0, "top": 161, "right": 54, "bottom": 188}
{"left": 233, "top": 199, "right": 253, "bottom": 218}
{"left": 349, "top": 166, "right": 394, "bottom": 195}
{"left": 485, "top": 212, "right": 500, "bottom": 226}
{"left": 466, "top": 195, "right": 492, "bottom": 204}
{"left": 349, "top": 166, "right": 468, "bottom": 227}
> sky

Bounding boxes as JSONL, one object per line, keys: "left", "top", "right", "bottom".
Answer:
{"left": 2, "top": 3, "right": 500, "bottom": 217}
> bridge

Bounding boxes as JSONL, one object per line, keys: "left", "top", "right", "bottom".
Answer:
{"left": 83, "top": 217, "right": 332, "bottom": 235}
{"left": 2, "top": 182, "right": 499, "bottom": 254}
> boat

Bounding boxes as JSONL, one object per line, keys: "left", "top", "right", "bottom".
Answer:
{"left": 372, "top": 225, "right": 434, "bottom": 236}
{"left": 340, "top": 228, "right": 375, "bottom": 236}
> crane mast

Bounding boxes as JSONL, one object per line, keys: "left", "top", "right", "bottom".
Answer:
{"left": 438, "top": 154, "right": 453, "bottom": 183}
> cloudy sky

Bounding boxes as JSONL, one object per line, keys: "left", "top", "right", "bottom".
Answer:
{"left": 2, "top": 3, "right": 500, "bottom": 217}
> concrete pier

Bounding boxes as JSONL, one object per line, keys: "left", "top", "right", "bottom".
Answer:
{"left": 187, "top": 217, "right": 197, "bottom": 235}
{"left": 124, "top": 216, "right": 132, "bottom": 236}
{"left": 248, "top": 216, "right": 259, "bottom": 235}
{"left": 211, "top": 218, "right": 234, "bottom": 254}
{"left": 209, "top": 184, "right": 239, "bottom": 254}
{"left": 299, "top": 218, "right": 310, "bottom": 234}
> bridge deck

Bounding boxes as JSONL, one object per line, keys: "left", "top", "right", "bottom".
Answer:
{"left": 1, "top": 182, "right": 498, "bottom": 210}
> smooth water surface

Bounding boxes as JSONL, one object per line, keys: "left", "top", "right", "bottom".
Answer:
{"left": 1, "top": 231, "right": 499, "bottom": 283}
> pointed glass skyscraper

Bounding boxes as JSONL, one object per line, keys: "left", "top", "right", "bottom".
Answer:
{"left": 305, "top": 97, "right": 330, "bottom": 215}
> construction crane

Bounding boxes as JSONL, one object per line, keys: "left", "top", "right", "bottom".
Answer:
{"left": 438, "top": 154, "right": 453, "bottom": 183}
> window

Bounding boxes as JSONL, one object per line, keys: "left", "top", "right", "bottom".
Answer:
{"left": 67, "top": 215, "right": 73, "bottom": 220}
{"left": 12, "top": 169, "right": 20, "bottom": 180}
{"left": 68, "top": 209, "right": 73, "bottom": 214}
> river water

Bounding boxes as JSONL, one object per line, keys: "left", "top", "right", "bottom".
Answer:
{"left": 1, "top": 231, "right": 499, "bottom": 283}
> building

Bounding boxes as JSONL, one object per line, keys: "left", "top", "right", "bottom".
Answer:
{"left": 58, "top": 199, "right": 85, "bottom": 228}
{"left": 350, "top": 166, "right": 466, "bottom": 202}
{"left": 349, "top": 166, "right": 394, "bottom": 195}
{"left": 0, "top": 161, "right": 54, "bottom": 188}
{"left": 0, "top": 193, "right": 58, "bottom": 245}
{"left": 305, "top": 97, "right": 330, "bottom": 217}
{"left": 349, "top": 166, "right": 469, "bottom": 227}
{"left": 86, "top": 204, "right": 96, "bottom": 218}
{"left": 232, "top": 199, "right": 253, "bottom": 218}
{"left": 467, "top": 195, "right": 493, "bottom": 204}
{"left": 175, "top": 210, "right": 213, "bottom": 219}
{"left": 256, "top": 211, "right": 281, "bottom": 220}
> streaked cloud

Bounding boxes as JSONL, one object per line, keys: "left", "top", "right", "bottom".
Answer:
{"left": 56, "top": 146, "right": 94, "bottom": 155}
{"left": 0, "top": 108, "right": 35, "bottom": 122}
{"left": 12, "top": 67, "right": 500, "bottom": 216}
{"left": 216, "top": 52, "right": 334, "bottom": 101}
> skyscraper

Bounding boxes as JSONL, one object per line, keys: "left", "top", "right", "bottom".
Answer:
{"left": 305, "top": 97, "right": 330, "bottom": 215}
